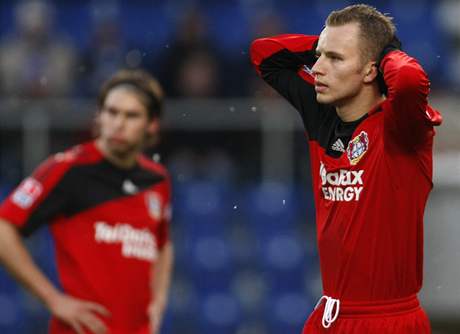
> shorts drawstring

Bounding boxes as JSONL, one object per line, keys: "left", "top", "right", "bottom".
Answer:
{"left": 315, "top": 295, "right": 340, "bottom": 328}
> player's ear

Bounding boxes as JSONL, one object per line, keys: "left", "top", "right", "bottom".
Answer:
{"left": 144, "top": 118, "right": 160, "bottom": 147}
{"left": 363, "top": 61, "right": 379, "bottom": 83}
{"left": 146, "top": 118, "right": 160, "bottom": 136}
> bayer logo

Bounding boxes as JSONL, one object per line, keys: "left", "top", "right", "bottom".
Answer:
{"left": 319, "top": 162, "right": 327, "bottom": 185}
{"left": 351, "top": 141, "right": 366, "bottom": 160}
{"left": 347, "top": 131, "right": 369, "bottom": 165}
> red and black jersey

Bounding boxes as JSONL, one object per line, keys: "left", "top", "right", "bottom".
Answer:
{"left": 250, "top": 35, "right": 442, "bottom": 302}
{"left": 0, "top": 141, "right": 172, "bottom": 334}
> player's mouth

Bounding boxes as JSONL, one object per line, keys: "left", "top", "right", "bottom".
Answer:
{"left": 108, "top": 136, "right": 127, "bottom": 145}
{"left": 314, "top": 81, "right": 328, "bottom": 93}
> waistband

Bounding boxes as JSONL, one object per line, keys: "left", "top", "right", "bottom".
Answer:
{"left": 315, "top": 294, "right": 421, "bottom": 328}
{"left": 338, "top": 294, "right": 420, "bottom": 318}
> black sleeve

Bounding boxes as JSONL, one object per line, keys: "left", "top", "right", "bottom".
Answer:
{"left": 250, "top": 35, "right": 327, "bottom": 139}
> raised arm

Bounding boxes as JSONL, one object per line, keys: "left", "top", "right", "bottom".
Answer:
{"left": 380, "top": 47, "right": 442, "bottom": 147}
{"left": 250, "top": 34, "right": 325, "bottom": 135}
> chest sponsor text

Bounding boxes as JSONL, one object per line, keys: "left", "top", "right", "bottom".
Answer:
{"left": 94, "top": 222, "right": 158, "bottom": 262}
{"left": 320, "top": 162, "right": 364, "bottom": 202}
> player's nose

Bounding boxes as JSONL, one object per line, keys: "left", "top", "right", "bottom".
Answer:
{"left": 112, "top": 114, "right": 126, "bottom": 130}
{"left": 312, "top": 56, "right": 325, "bottom": 76}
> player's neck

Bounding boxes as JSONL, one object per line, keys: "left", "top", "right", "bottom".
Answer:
{"left": 95, "top": 139, "right": 139, "bottom": 169}
{"left": 335, "top": 86, "right": 384, "bottom": 122}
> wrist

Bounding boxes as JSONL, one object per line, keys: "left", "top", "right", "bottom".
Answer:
{"left": 377, "top": 36, "right": 402, "bottom": 69}
{"left": 43, "top": 288, "right": 62, "bottom": 312}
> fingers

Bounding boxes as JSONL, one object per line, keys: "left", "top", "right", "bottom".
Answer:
{"left": 59, "top": 299, "right": 109, "bottom": 334}
{"left": 80, "top": 311, "right": 108, "bottom": 334}
{"left": 70, "top": 320, "right": 84, "bottom": 334}
{"left": 84, "top": 301, "right": 111, "bottom": 317}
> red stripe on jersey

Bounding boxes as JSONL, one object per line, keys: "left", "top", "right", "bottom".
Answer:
{"left": 250, "top": 34, "right": 318, "bottom": 76}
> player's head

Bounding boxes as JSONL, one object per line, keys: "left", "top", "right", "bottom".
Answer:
{"left": 312, "top": 4, "right": 395, "bottom": 106}
{"left": 96, "top": 69, "right": 164, "bottom": 158}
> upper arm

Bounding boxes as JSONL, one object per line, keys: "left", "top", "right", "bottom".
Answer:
{"left": 0, "top": 155, "right": 71, "bottom": 236}
{"left": 250, "top": 35, "right": 323, "bottom": 136}
{"left": 381, "top": 51, "right": 442, "bottom": 147}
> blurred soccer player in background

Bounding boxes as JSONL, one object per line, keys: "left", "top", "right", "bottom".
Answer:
{"left": 0, "top": 70, "right": 173, "bottom": 334}
{"left": 251, "top": 4, "right": 442, "bottom": 334}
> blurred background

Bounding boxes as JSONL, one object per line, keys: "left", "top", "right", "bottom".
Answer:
{"left": 0, "top": 0, "right": 459, "bottom": 333}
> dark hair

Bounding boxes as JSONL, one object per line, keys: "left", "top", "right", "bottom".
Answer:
{"left": 326, "top": 4, "right": 396, "bottom": 62}
{"left": 97, "top": 69, "right": 164, "bottom": 119}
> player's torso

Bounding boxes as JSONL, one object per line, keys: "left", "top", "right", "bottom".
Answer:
{"left": 50, "top": 148, "right": 169, "bottom": 331}
{"left": 308, "top": 108, "right": 432, "bottom": 300}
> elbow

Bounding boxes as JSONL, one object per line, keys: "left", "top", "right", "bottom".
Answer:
{"left": 250, "top": 38, "right": 267, "bottom": 68}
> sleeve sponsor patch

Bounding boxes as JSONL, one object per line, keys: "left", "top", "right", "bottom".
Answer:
{"left": 145, "top": 192, "right": 161, "bottom": 220}
{"left": 11, "top": 177, "right": 43, "bottom": 209}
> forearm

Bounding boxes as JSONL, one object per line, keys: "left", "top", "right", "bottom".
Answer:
{"left": 151, "top": 242, "right": 174, "bottom": 308}
{"left": 381, "top": 50, "right": 429, "bottom": 104}
{"left": 250, "top": 34, "right": 319, "bottom": 75}
{"left": 0, "top": 218, "right": 60, "bottom": 309}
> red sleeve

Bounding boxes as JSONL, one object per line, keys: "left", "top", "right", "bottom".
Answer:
{"left": 381, "top": 50, "right": 442, "bottom": 147}
{"left": 156, "top": 173, "right": 172, "bottom": 251}
{"left": 0, "top": 154, "right": 71, "bottom": 234}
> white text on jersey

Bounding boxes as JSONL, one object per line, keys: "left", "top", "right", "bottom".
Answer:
{"left": 320, "top": 162, "right": 364, "bottom": 202}
{"left": 94, "top": 222, "right": 158, "bottom": 262}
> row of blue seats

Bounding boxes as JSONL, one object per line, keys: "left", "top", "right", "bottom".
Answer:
{"left": 0, "top": 0, "right": 448, "bottom": 79}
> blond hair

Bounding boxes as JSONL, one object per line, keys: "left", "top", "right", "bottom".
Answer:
{"left": 326, "top": 4, "right": 396, "bottom": 62}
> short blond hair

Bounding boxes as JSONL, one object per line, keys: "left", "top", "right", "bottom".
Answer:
{"left": 326, "top": 4, "right": 396, "bottom": 62}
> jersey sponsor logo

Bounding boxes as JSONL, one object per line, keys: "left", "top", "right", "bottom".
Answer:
{"left": 331, "top": 138, "right": 345, "bottom": 152}
{"left": 94, "top": 221, "right": 158, "bottom": 262}
{"left": 347, "top": 131, "right": 369, "bottom": 165}
{"left": 320, "top": 162, "right": 364, "bottom": 202}
{"left": 146, "top": 192, "right": 161, "bottom": 220}
{"left": 11, "top": 177, "right": 43, "bottom": 209}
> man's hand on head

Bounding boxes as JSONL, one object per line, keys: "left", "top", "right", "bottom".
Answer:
{"left": 377, "top": 35, "right": 402, "bottom": 95}
{"left": 378, "top": 36, "right": 402, "bottom": 65}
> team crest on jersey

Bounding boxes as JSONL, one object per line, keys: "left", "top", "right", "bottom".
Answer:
{"left": 145, "top": 192, "right": 161, "bottom": 220}
{"left": 11, "top": 177, "right": 43, "bottom": 209}
{"left": 347, "top": 131, "right": 369, "bottom": 165}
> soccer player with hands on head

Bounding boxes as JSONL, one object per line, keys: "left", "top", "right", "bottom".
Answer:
{"left": 251, "top": 4, "right": 441, "bottom": 333}
{"left": 0, "top": 70, "right": 173, "bottom": 334}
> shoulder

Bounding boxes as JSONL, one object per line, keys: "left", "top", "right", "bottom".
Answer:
{"left": 138, "top": 154, "right": 170, "bottom": 180}
{"left": 56, "top": 142, "right": 102, "bottom": 165}
{"left": 34, "top": 142, "right": 102, "bottom": 181}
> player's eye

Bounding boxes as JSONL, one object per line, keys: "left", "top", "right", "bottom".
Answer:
{"left": 126, "top": 111, "right": 142, "bottom": 119}
{"left": 103, "top": 107, "right": 118, "bottom": 116}
{"left": 329, "top": 54, "right": 343, "bottom": 61}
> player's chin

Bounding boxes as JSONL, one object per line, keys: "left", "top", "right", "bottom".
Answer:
{"left": 108, "top": 141, "right": 135, "bottom": 155}
{"left": 315, "top": 93, "right": 334, "bottom": 105}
